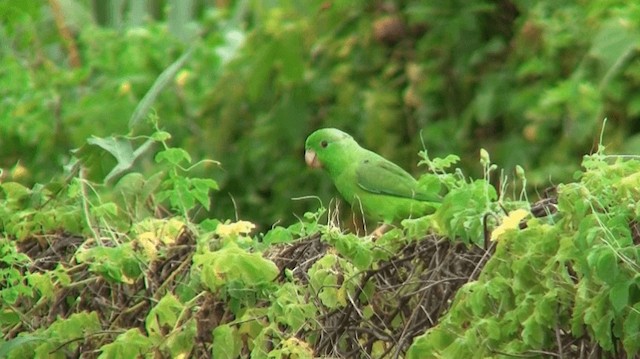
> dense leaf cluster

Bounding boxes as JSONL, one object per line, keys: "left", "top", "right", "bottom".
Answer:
{"left": 2, "top": 133, "right": 640, "bottom": 358}
{"left": 2, "top": 1, "right": 640, "bottom": 228}
{"left": 2, "top": 1, "right": 640, "bottom": 357}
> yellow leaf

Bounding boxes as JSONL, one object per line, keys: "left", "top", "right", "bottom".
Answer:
{"left": 216, "top": 220, "right": 256, "bottom": 238}
{"left": 336, "top": 286, "right": 347, "bottom": 307}
{"left": 136, "top": 231, "right": 158, "bottom": 259}
{"left": 491, "top": 209, "right": 528, "bottom": 241}
{"left": 121, "top": 274, "right": 135, "bottom": 285}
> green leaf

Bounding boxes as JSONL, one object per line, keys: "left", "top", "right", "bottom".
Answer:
{"left": 199, "top": 218, "right": 221, "bottom": 233}
{"left": 481, "top": 318, "right": 501, "bottom": 341}
{"left": 330, "top": 233, "right": 373, "bottom": 270}
{"left": 522, "top": 315, "right": 544, "bottom": 347}
{"left": 165, "top": 318, "right": 196, "bottom": 358}
{"left": 212, "top": 324, "right": 241, "bottom": 359}
{"left": 1, "top": 182, "right": 31, "bottom": 205}
{"left": 262, "top": 226, "right": 294, "bottom": 245}
{"left": 75, "top": 245, "right": 141, "bottom": 283}
{"left": 73, "top": 136, "right": 155, "bottom": 183}
{"left": 0, "top": 335, "right": 47, "bottom": 358}
{"left": 98, "top": 329, "right": 153, "bottom": 359}
{"left": 592, "top": 249, "right": 619, "bottom": 285}
{"left": 141, "top": 171, "right": 165, "bottom": 201}
{"left": 190, "top": 178, "right": 218, "bottom": 210}
{"left": 317, "top": 274, "right": 341, "bottom": 309}
{"left": 467, "top": 283, "right": 487, "bottom": 317}
{"left": 609, "top": 280, "right": 630, "bottom": 313}
{"left": 27, "top": 273, "right": 54, "bottom": 299}
{"left": 308, "top": 254, "right": 350, "bottom": 309}
{"left": 145, "top": 294, "right": 184, "bottom": 338}
{"left": 91, "top": 202, "right": 118, "bottom": 218}
{"left": 271, "top": 283, "right": 316, "bottom": 330}
{"left": 158, "top": 176, "right": 195, "bottom": 211}
{"left": 419, "top": 153, "right": 460, "bottom": 170}
{"left": 194, "top": 246, "right": 279, "bottom": 291}
{"left": 34, "top": 312, "right": 101, "bottom": 356}
{"left": 417, "top": 173, "right": 443, "bottom": 195}
{"left": 151, "top": 131, "right": 172, "bottom": 142}
{"left": 115, "top": 173, "right": 146, "bottom": 196}
{"left": 623, "top": 303, "right": 640, "bottom": 357}
{"left": 155, "top": 148, "right": 192, "bottom": 166}
{"left": 129, "top": 47, "right": 194, "bottom": 130}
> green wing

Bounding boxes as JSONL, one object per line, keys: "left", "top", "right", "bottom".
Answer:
{"left": 355, "top": 155, "right": 441, "bottom": 202}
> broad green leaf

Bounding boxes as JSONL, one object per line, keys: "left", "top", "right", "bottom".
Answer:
{"left": 34, "top": 312, "right": 101, "bottom": 357}
{"left": 609, "top": 280, "right": 630, "bottom": 313}
{"left": 190, "top": 178, "right": 218, "bottom": 210}
{"left": 330, "top": 233, "right": 372, "bottom": 270}
{"left": 155, "top": 148, "right": 192, "bottom": 166}
{"left": 115, "top": 172, "right": 146, "bottom": 196}
{"left": 440, "top": 337, "right": 476, "bottom": 359}
{"left": 417, "top": 173, "right": 443, "bottom": 195}
{"left": 157, "top": 176, "right": 195, "bottom": 211}
{"left": 141, "top": 171, "right": 165, "bottom": 200}
{"left": 592, "top": 249, "right": 619, "bottom": 285}
{"left": 145, "top": 294, "right": 184, "bottom": 338}
{"left": 262, "top": 226, "right": 294, "bottom": 245}
{"left": 522, "top": 315, "right": 544, "bottom": 347}
{"left": 0, "top": 335, "right": 46, "bottom": 358}
{"left": 195, "top": 246, "right": 278, "bottom": 291}
{"left": 1, "top": 182, "right": 30, "bottom": 205}
{"left": 98, "top": 329, "right": 153, "bottom": 359}
{"left": 481, "top": 318, "right": 501, "bottom": 341}
{"left": 27, "top": 273, "right": 54, "bottom": 299}
{"left": 237, "top": 308, "right": 269, "bottom": 341}
{"left": 468, "top": 283, "right": 487, "bottom": 317}
{"left": 73, "top": 136, "right": 155, "bottom": 183}
{"left": 308, "top": 254, "right": 349, "bottom": 309}
{"left": 623, "top": 303, "right": 640, "bottom": 357}
{"left": 271, "top": 283, "right": 316, "bottom": 330}
{"left": 76, "top": 245, "right": 141, "bottom": 283}
{"left": 317, "top": 275, "right": 341, "bottom": 309}
{"left": 212, "top": 324, "right": 241, "bottom": 359}
{"left": 165, "top": 318, "right": 196, "bottom": 358}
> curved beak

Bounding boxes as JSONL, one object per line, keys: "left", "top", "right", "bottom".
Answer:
{"left": 305, "top": 149, "right": 321, "bottom": 168}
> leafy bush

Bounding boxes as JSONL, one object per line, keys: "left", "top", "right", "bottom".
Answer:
{"left": 3, "top": 1, "right": 640, "bottom": 357}
{"left": 2, "top": 0, "right": 640, "bottom": 228}
{"left": 409, "top": 148, "right": 640, "bottom": 358}
{"left": 2, "top": 126, "right": 640, "bottom": 357}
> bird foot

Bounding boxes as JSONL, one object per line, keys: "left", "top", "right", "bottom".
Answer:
{"left": 370, "top": 224, "right": 390, "bottom": 239}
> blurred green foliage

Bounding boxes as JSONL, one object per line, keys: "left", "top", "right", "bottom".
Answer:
{"left": 1, "top": 0, "right": 640, "bottom": 229}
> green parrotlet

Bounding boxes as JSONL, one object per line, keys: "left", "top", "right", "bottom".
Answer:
{"left": 304, "top": 128, "right": 441, "bottom": 223}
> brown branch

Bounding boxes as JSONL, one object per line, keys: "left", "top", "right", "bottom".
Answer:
{"left": 48, "top": 0, "right": 81, "bottom": 68}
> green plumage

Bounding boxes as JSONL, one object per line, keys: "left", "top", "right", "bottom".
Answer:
{"left": 305, "top": 128, "right": 441, "bottom": 223}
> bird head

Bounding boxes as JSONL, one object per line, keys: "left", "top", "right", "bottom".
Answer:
{"left": 304, "top": 128, "right": 354, "bottom": 171}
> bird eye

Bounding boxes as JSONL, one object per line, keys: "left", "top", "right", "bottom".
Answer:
{"left": 320, "top": 140, "right": 328, "bottom": 148}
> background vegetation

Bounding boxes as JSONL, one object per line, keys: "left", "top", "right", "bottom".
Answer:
{"left": 2, "top": 0, "right": 640, "bottom": 358}
{"left": 3, "top": 0, "right": 640, "bottom": 229}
